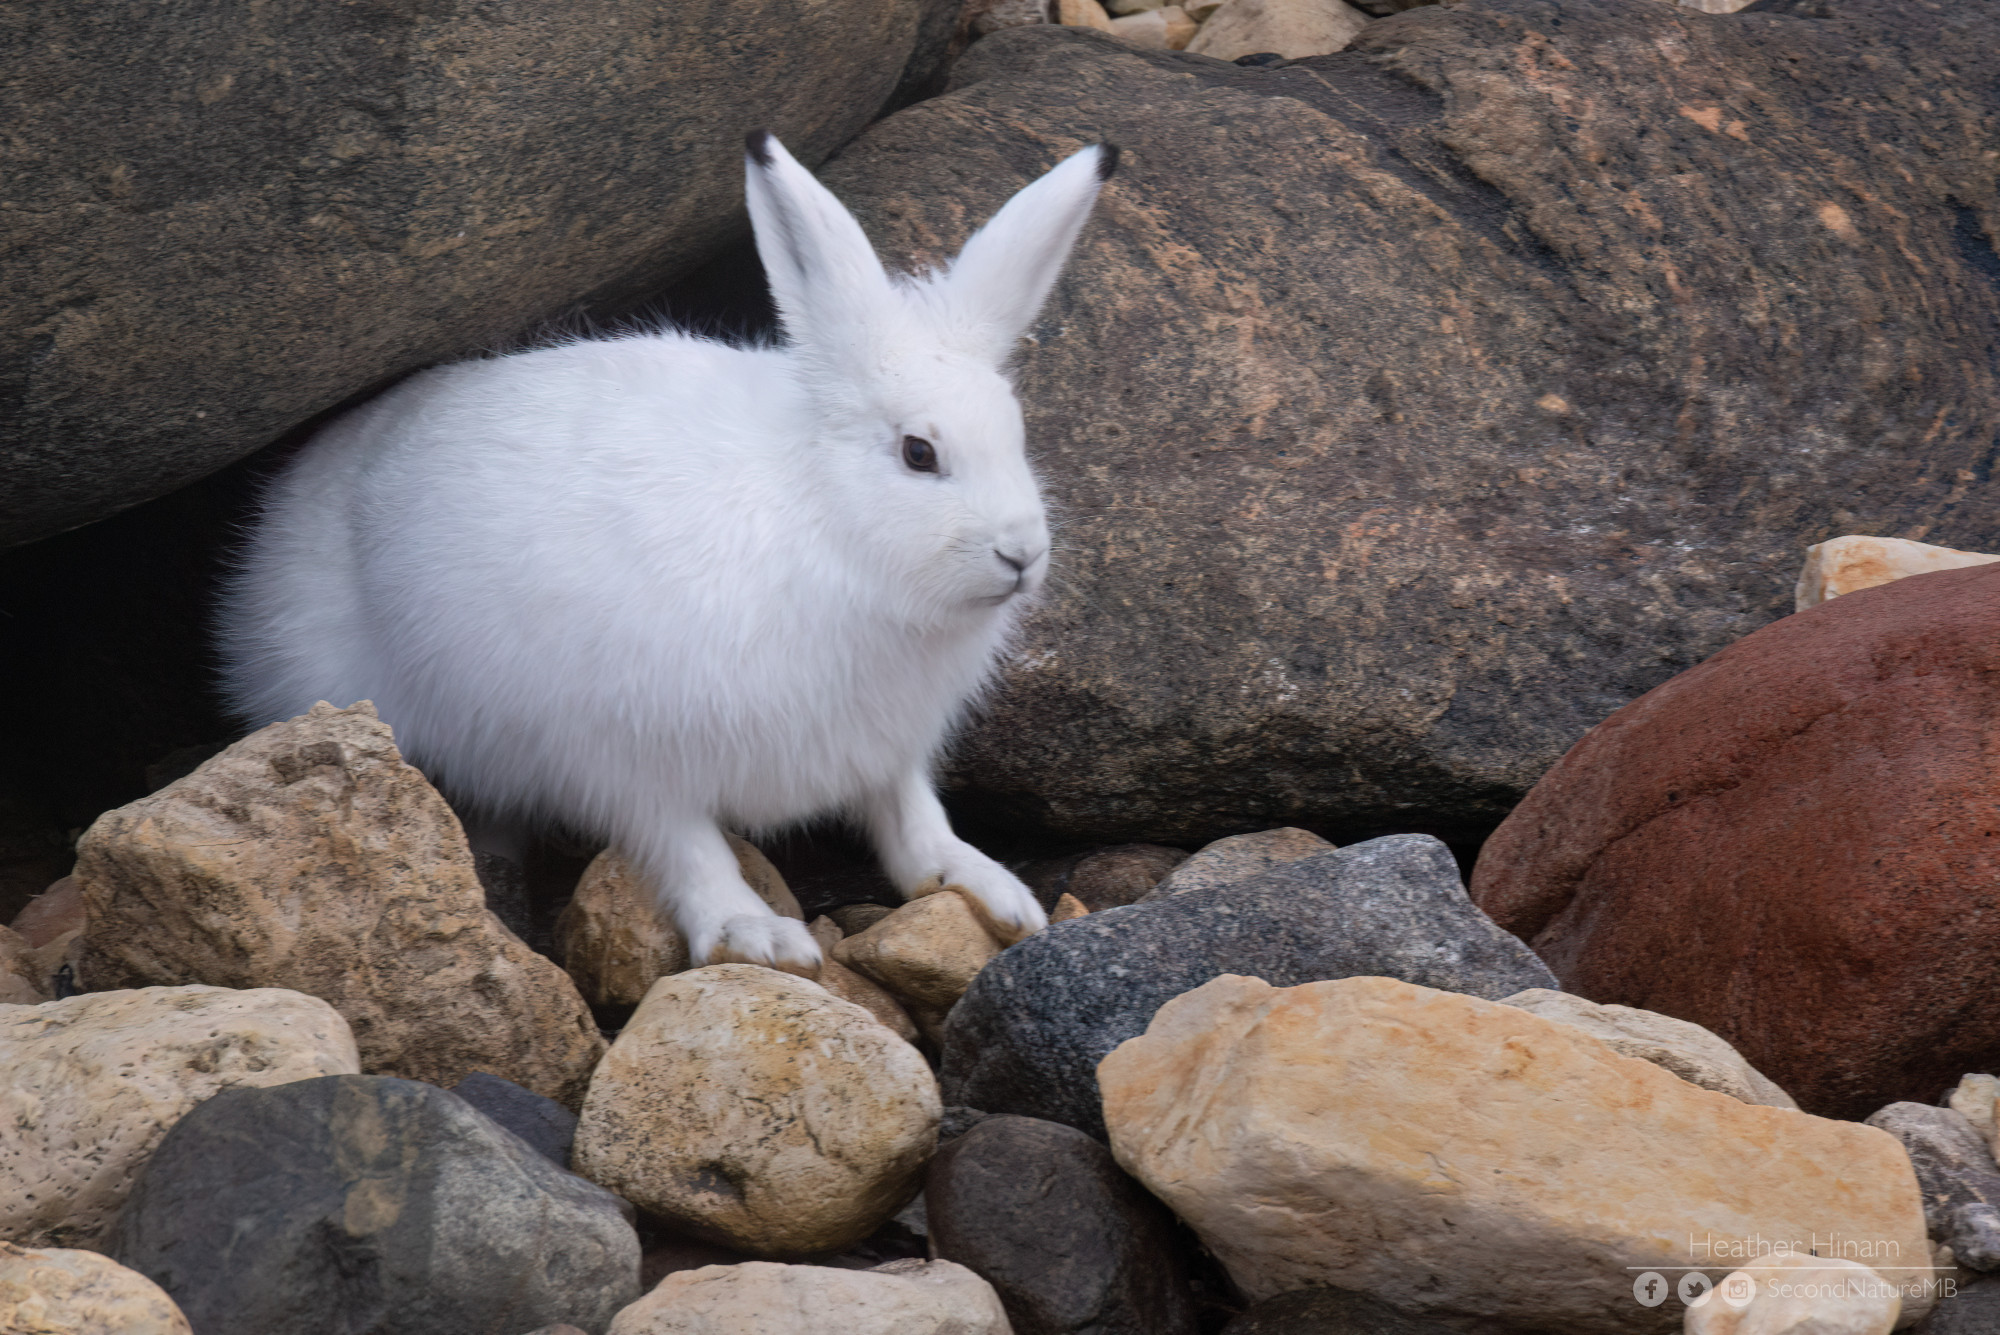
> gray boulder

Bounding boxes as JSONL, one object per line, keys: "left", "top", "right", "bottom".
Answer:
{"left": 1, "top": 0, "right": 934, "bottom": 546}
{"left": 1864, "top": 1102, "right": 2000, "bottom": 1272}
{"left": 109, "top": 1075, "right": 639, "bottom": 1335}
{"left": 940, "top": 834, "right": 1555, "bottom": 1138}
{"left": 817, "top": 0, "right": 2000, "bottom": 847}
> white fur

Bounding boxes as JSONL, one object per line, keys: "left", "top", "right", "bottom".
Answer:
{"left": 217, "top": 135, "right": 1112, "bottom": 974}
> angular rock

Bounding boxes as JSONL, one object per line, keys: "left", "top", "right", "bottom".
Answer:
{"left": 927, "top": 1114, "right": 1197, "bottom": 1335}
{"left": 1687, "top": 1255, "right": 1899, "bottom": 1335}
{"left": 1918, "top": 1277, "right": 2000, "bottom": 1335}
{"left": 1863, "top": 1104, "right": 2000, "bottom": 1272}
{"left": 808, "top": 916, "right": 921, "bottom": 1045}
{"left": 1059, "top": 0, "right": 1119, "bottom": 30}
{"left": 1471, "top": 563, "right": 2000, "bottom": 1118}
{"left": 74, "top": 701, "right": 605, "bottom": 1107}
{"left": 1, "top": 0, "right": 934, "bottom": 547}
{"left": 1946, "top": 1075, "right": 2000, "bottom": 1149}
{"left": 452, "top": 1071, "right": 580, "bottom": 1170}
{"left": 1049, "top": 893, "right": 1089, "bottom": 923}
{"left": 1108, "top": 6, "right": 1198, "bottom": 48}
{"left": 1221, "top": 1286, "right": 1462, "bottom": 1335}
{"left": 1797, "top": 536, "right": 2000, "bottom": 612}
{"left": 9, "top": 874, "right": 82, "bottom": 946}
{"left": 0, "top": 1242, "right": 192, "bottom": 1335}
{"left": 1100, "top": 974, "right": 1933, "bottom": 1330}
{"left": 943, "top": 834, "right": 1555, "bottom": 1138}
{"left": 0, "top": 984, "right": 359, "bottom": 1249}
{"left": 606, "top": 1259, "right": 1011, "bottom": 1334}
{"left": 572, "top": 965, "right": 939, "bottom": 1256}
{"left": 834, "top": 890, "right": 1003, "bottom": 1042}
{"left": 815, "top": 2, "right": 2000, "bottom": 849}
{"left": 1498, "top": 988, "right": 1796, "bottom": 1108}
{"left": 557, "top": 842, "right": 803, "bottom": 1010}
{"left": 830, "top": 903, "right": 896, "bottom": 936}
{"left": 109, "top": 1074, "right": 639, "bottom": 1335}
{"left": 1186, "top": 0, "right": 1371, "bottom": 59}
{"left": 0, "top": 924, "right": 48, "bottom": 1003}
{"left": 1148, "top": 829, "right": 1333, "bottom": 899}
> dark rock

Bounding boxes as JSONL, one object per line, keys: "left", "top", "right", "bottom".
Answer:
{"left": 939, "top": 1106, "right": 996, "bottom": 1143}
{"left": 1, "top": 0, "right": 930, "bottom": 547}
{"left": 1149, "top": 829, "right": 1333, "bottom": 900}
{"left": 813, "top": 1, "right": 2000, "bottom": 850}
{"left": 1915, "top": 1275, "right": 2000, "bottom": 1335}
{"left": 1951, "top": 1204, "right": 2000, "bottom": 1274}
{"left": 927, "top": 1114, "right": 1197, "bottom": 1335}
{"left": 1222, "top": 1286, "right": 1463, "bottom": 1335}
{"left": 1863, "top": 1104, "right": 2000, "bottom": 1247}
{"left": 1022, "top": 844, "right": 1190, "bottom": 912}
{"left": 108, "top": 1074, "right": 639, "bottom": 1335}
{"left": 942, "top": 834, "right": 1555, "bottom": 1137}
{"left": 451, "top": 1071, "right": 579, "bottom": 1171}
{"left": 1474, "top": 566, "right": 2000, "bottom": 1119}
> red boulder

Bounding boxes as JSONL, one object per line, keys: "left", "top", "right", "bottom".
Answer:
{"left": 1471, "top": 563, "right": 2000, "bottom": 1119}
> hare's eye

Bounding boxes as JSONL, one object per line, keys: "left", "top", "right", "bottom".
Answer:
{"left": 901, "top": 435, "right": 939, "bottom": 474}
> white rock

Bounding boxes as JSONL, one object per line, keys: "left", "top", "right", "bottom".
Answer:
{"left": 1100, "top": 974, "right": 1933, "bottom": 1332}
{"left": 1186, "top": 0, "right": 1370, "bottom": 61}
{"left": 0, "top": 1242, "right": 192, "bottom": 1335}
{"left": 1109, "top": 5, "right": 1197, "bottom": 47}
{"left": 1795, "top": 535, "right": 2000, "bottom": 612}
{"left": 607, "top": 1260, "right": 1011, "bottom": 1335}
{"left": 1686, "top": 1254, "right": 1899, "bottom": 1335}
{"left": 0, "top": 985, "right": 360, "bottom": 1249}
{"left": 1499, "top": 988, "right": 1798, "bottom": 1108}
{"left": 573, "top": 965, "right": 940, "bottom": 1255}
{"left": 1946, "top": 1073, "right": 2000, "bottom": 1150}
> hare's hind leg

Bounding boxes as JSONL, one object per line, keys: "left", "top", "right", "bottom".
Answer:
{"left": 862, "top": 768, "right": 1048, "bottom": 944}
{"left": 633, "top": 815, "right": 821, "bottom": 977}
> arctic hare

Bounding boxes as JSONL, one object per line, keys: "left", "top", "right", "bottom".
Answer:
{"left": 218, "top": 132, "right": 1115, "bottom": 976}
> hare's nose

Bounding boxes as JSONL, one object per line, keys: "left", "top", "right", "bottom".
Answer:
{"left": 996, "top": 545, "right": 1046, "bottom": 574}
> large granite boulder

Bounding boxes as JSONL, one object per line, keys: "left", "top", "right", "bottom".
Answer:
{"left": 1470, "top": 564, "right": 2000, "bottom": 1119}
{"left": 815, "top": 0, "right": 2000, "bottom": 846}
{"left": 941, "top": 834, "right": 1555, "bottom": 1137}
{"left": 0, "top": 0, "right": 940, "bottom": 547}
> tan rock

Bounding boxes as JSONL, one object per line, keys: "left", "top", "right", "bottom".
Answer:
{"left": 1674, "top": 0, "right": 1758, "bottom": 12}
{"left": 1105, "top": 0, "right": 1163, "bottom": 13}
{"left": 607, "top": 1259, "right": 1010, "bottom": 1335}
{"left": 573, "top": 965, "right": 939, "bottom": 1256}
{"left": 808, "top": 916, "right": 920, "bottom": 1045}
{"left": 1185, "top": 0, "right": 1370, "bottom": 59}
{"left": 833, "top": 891, "right": 1002, "bottom": 1041}
{"left": 1109, "top": 5, "right": 1197, "bottom": 47}
{"left": 1100, "top": 974, "right": 1932, "bottom": 1332}
{"left": 1058, "top": 0, "right": 1118, "bottom": 30}
{"left": 0, "top": 924, "right": 48, "bottom": 1004}
{"left": 1065, "top": 844, "right": 1187, "bottom": 910}
{"left": 1795, "top": 535, "right": 2000, "bottom": 612}
{"left": 1498, "top": 988, "right": 1798, "bottom": 1109}
{"left": 1185, "top": 0, "right": 1223, "bottom": 17}
{"left": 1687, "top": 1254, "right": 1899, "bottom": 1335}
{"left": 1947, "top": 1073, "right": 2000, "bottom": 1156}
{"left": 0, "top": 984, "right": 359, "bottom": 1249}
{"left": 1149, "top": 827, "right": 1333, "bottom": 898}
{"left": 558, "top": 842, "right": 803, "bottom": 1009}
{"left": 1049, "top": 893, "right": 1089, "bottom": 924}
{"left": 10, "top": 874, "right": 83, "bottom": 947}
{"left": 72, "top": 701, "right": 605, "bottom": 1107}
{"left": 0, "top": 1242, "right": 192, "bottom": 1335}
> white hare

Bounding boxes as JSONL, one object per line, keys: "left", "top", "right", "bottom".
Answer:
{"left": 217, "top": 132, "right": 1114, "bottom": 976}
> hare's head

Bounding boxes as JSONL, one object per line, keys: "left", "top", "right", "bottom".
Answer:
{"left": 744, "top": 132, "right": 1114, "bottom": 628}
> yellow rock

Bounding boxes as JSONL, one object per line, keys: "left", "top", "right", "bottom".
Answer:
{"left": 607, "top": 1260, "right": 1010, "bottom": 1335}
{"left": 557, "top": 840, "right": 802, "bottom": 1008}
{"left": 1100, "top": 974, "right": 1932, "bottom": 1333}
{"left": 807, "top": 916, "right": 920, "bottom": 1045}
{"left": 0, "top": 985, "right": 359, "bottom": 1249}
{"left": 573, "top": 965, "right": 939, "bottom": 1256}
{"left": 832, "top": 890, "right": 1002, "bottom": 1042}
{"left": 1795, "top": 535, "right": 2000, "bottom": 611}
{"left": 1049, "top": 892, "right": 1090, "bottom": 923}
{"left": 0, "top": 1242, "right": 192, "bottom": 1335}
{"left": 1185, "top": 0, "right": 1370, "bottom": 60}
{"left": 1057, "top": 0, "right": 1118, "bottom": 30}
{"left": 73, "top": 702, "right": 605, "bottom": 1107}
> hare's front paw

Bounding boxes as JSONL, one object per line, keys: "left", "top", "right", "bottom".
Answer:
{"left": 931, "top": 858, "right": 1047, "bottom": 945}
{"left": 697, "top": 914, "right": 822, "bottom": 979}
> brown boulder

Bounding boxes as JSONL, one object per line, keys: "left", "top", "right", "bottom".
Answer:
{"left": 0, "top": 0, "right": 938, "bottom": 547}
{"left": 818, "top": 0, "right": 2000, "bottom": 848}
{"left": 73, "top": 701, "right": 605, "bottom": 1107}
{"left": 1470, "top": 563, "right": 2000, "bottom": 1118}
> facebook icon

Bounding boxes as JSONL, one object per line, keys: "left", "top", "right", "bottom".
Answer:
{"left": 1633, "top": 1272, "right": 1669, "bottom": 1307}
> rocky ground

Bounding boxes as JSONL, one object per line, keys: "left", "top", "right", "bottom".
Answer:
{"left": 6, "top": 0, "right": 2000, "bottom": 1331}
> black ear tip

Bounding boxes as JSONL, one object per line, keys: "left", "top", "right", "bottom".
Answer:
{"left": 1095, "top": 143, "right": 1121, "bottom": 182}
{"left": 745, "top": 130, "right": 775, "bottom": 167}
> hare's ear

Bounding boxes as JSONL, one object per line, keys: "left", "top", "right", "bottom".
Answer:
{"left": 940, "top": 144, "right": 1117, "bottom": 366}
{"left": 744, "top": 131, "right": 897, "bottom": 352}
